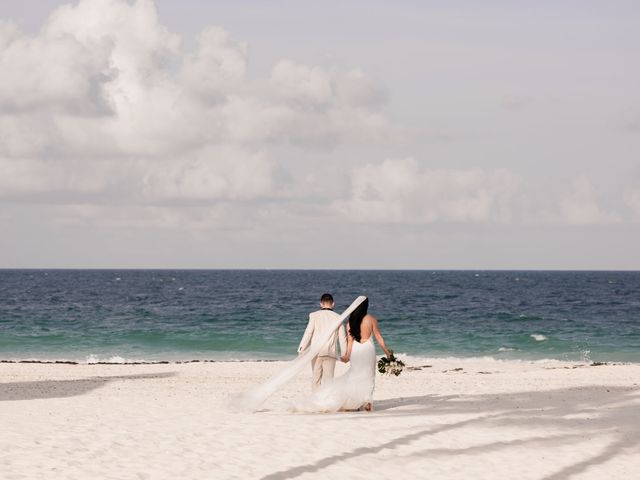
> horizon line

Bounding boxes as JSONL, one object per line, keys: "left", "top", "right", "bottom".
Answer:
{"left": 1, "top": 267, "right": 639, "bottom": 272}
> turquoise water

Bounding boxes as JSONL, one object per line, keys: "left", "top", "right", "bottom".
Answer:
{"left": 0, "top": 270, "right": 639, "bottom": 363}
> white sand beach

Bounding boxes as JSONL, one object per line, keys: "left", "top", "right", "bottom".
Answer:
{"left": 1, "top": 358, "right": 639, "bottom": 479}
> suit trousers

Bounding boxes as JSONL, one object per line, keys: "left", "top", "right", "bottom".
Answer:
{"left": 311, "top": 355, "right": 336, "bottom": 391}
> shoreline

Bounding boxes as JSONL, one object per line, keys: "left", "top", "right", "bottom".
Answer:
{"left": 1, "top": 356, "right": 638, "bottom": 366}
{"left": 0, "top": 358, "right": 283, "bottom": 365}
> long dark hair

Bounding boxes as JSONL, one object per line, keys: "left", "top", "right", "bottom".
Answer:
{"left": 348, "top": 297, "right": 369, "bottom": 342}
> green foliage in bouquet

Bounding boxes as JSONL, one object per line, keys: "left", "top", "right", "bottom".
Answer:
{"left": 377, "top": 350, "right": 405, "bottom": 376}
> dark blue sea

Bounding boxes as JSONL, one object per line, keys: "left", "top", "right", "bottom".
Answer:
{"left": 0, "top": 270, "right": 638, "bottom": 363}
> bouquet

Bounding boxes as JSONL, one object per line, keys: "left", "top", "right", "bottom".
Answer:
{"left": 377, "top": 350, "right": 405, "bottom": 376}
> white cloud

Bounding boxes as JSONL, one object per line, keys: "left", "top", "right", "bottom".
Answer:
{"left": 180, "top": 26, "right": 247, "bottom": 102}
{"left": 336, "top": 157, "right": 521, "bottom": 224}
{"left": 270, "top": 60, "right": 385, "bottom": 109}
{"left": 0, "top": 0, "right": 390, "bottom": 205}
{"left": 625, "top": 189, "right": 640, "bottom": 219}
{"left": 559, "top": 176, "right": 621, "bottom": 225}
{"left": 271, "top": 60, "right": 333, "bottom": 106}
{"left": 0, "top": 157, "right": 113, "bottom": 197}
{"left": 0, "top": 19, "right": 114, "bottom": 116}
{"left": 141, "top": 146, "right": 272, "bottom": 202}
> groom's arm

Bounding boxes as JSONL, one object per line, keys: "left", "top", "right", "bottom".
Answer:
{"left": 297, "top": 315, "right": 315, "bottom": 354}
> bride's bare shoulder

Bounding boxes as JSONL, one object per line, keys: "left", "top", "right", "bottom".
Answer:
{"left": 363, "top": 313, "right": 377, "bottom": 326}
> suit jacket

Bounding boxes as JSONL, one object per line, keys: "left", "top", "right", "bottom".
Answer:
{"left": 298, "top": 309, "right": 347, "bottom": 358}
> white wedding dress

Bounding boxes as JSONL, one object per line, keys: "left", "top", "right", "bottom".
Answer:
{"left": 294, "top": 337, "right": 377, "bottom": 413}
{"left": 231, "top": 296, "right": 369, "bottom": 413}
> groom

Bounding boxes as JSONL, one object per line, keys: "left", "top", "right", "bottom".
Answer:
{"left": 297, "top": 293, "right": 347, "bottom": 391}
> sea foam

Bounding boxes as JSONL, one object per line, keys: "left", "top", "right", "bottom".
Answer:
{"left": 86, "top": 355, "right": 129, "bottom": 364}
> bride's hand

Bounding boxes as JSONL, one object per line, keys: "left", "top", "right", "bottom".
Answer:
{"left": 340, "top": 355, "right": 349, "bottom": 363}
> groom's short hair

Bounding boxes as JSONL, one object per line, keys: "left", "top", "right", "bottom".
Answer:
{"left": 320, "top": 293, "right": 334, "bottom": 304}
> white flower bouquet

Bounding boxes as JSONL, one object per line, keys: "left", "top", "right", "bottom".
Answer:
{"left": 377, "top": 350, "right": 405, "bottom": 376}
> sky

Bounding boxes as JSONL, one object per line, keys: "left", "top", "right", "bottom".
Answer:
{"left": 1, "top": 0, "right": 639, "bottom": 269}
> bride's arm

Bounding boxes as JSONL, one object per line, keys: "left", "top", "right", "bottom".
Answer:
{"left": 340, "top": 325, "right": 354, "bottom": 362}
{"left": 371, "top": 315, "right": 392, "bottom": 357}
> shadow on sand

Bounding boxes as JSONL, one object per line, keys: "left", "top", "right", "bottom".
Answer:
{"left": 0, "top": 372, "right": 176, "bottom": 401}
{"left": 260, "top": 385, "right": 640, "bottom": 480}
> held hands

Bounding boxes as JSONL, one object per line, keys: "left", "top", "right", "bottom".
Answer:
{"left": 340, "top": 355, "right": 349, "bottom": 363}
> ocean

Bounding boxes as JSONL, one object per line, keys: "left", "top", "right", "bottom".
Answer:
{"left": 0, "top": 270, "right": 638, "bottom": 364}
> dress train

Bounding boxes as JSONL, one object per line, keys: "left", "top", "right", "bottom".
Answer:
{"left": 294, "top": 338, "right": 376, "bottom": 413}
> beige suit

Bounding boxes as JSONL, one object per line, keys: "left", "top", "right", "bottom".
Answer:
{"left": 298, "top": 309, "right": 348, "bottom": 391}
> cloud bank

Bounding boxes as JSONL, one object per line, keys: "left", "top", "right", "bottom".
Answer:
{"left": 0, "top": 0, "right": 637, "bottom": 248}
{"left": 338, "top": 158, "right": 520, "bottom": 224}
{"left": 0, "top": 0, "right": 389, "bottom": 207}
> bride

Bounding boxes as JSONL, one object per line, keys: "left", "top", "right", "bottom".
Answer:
{"left": 295, "top": 297, "right": 392, "bottom": 412}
